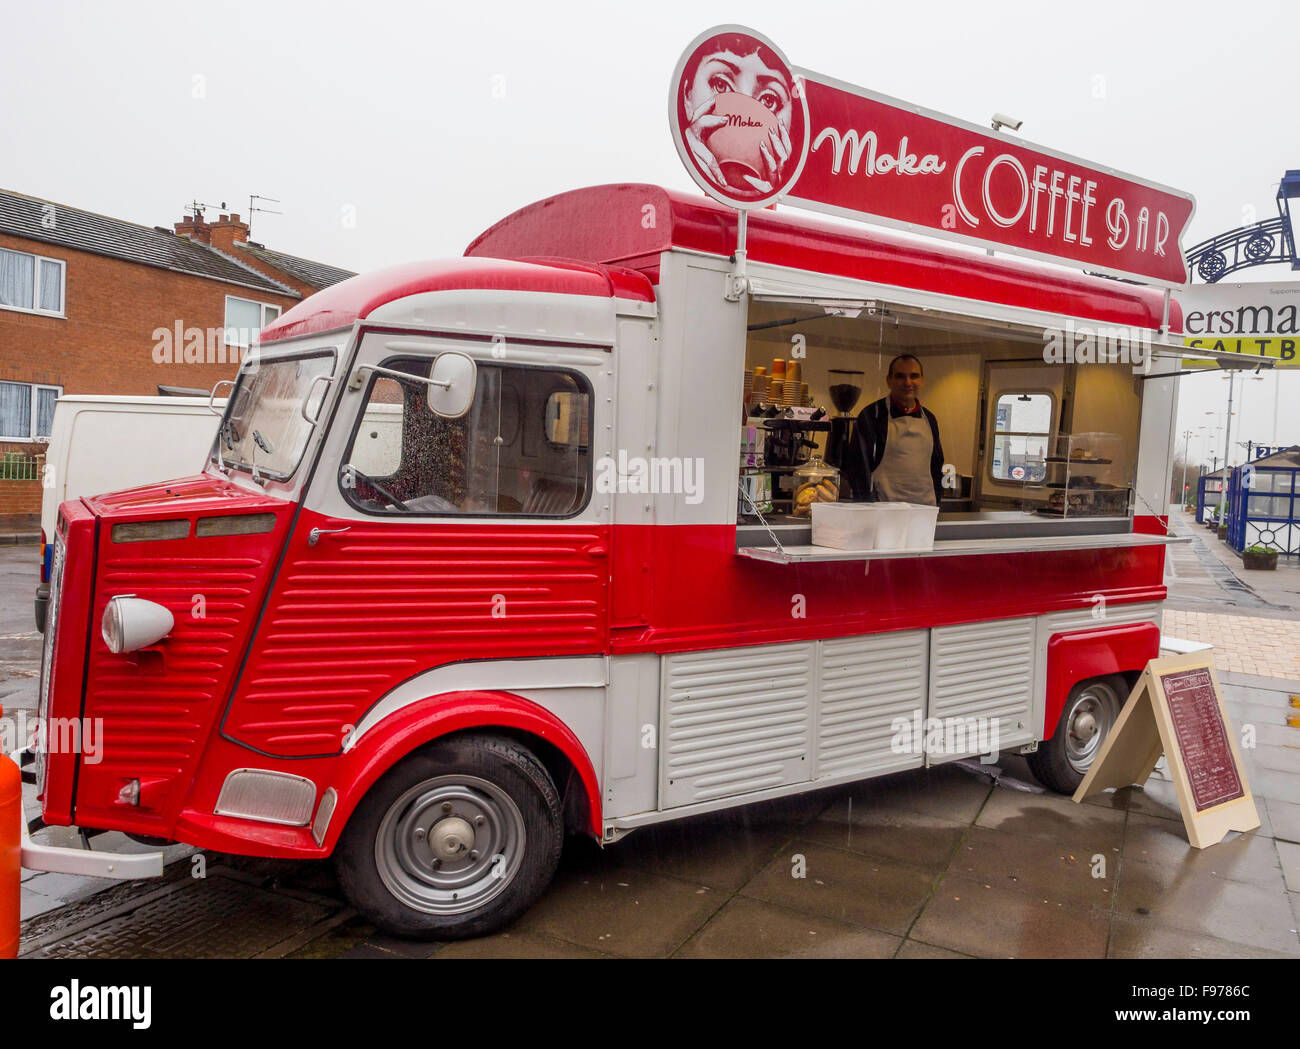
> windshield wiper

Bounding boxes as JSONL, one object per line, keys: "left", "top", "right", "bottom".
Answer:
{"left": 250, "top": 429, "right": 275, "bottom": 486}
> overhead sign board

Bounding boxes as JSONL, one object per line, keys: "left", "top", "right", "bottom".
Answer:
{"left": 670, "top": 25, "right": 1196, "bottom": 288}
{"left": 1179, "top": 280, "right": 1300, "bottom": 368}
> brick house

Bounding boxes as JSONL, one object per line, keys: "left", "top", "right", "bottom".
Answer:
{"left": 0, "top": 189, "right": 354, "bottom": 527}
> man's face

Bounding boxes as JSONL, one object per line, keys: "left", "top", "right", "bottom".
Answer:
{"left": 888, "top": 359, "right": 924, "bottom": 405}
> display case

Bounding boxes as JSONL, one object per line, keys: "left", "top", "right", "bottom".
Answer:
{"left": 791, "top": 456, "right": 840, "bottom": 517}
{"left": 1022, "top": 432, "right": 1132, "bottom": 518}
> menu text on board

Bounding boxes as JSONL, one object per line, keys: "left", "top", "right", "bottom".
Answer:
{"left": 1159, "top": 667, "right": 1245, "bottom": 812}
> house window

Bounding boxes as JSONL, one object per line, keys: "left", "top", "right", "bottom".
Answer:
{"left": 0, "top": 247, "right": 65, "bottom": 316}
{"left": 224, "top": 295, "right": 282, "bottom": 347}
{"left": 991, "top": 392, "right": 1053, "bottom": 483}
{"left": 0, "top": 381, "right": 61, "bottom": 441}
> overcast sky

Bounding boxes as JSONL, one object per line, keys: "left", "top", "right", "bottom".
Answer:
{"left": 3, "top": 0, "right": 1296, "bottom": 464}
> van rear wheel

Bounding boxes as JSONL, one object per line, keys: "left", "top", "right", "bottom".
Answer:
{"left": 335, "top": 734, "right": 563, "bottom": 939}
{"left": 1027, "top": 675, "right": 1127, "bottom": 794}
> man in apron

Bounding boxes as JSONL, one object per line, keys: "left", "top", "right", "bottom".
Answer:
{"left": 850, "top": 354, "right": 945, "bottom": 505}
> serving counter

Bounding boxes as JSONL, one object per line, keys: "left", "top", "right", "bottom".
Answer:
{"left": 736, "top": 510, "right": 1186, "bottom": 564}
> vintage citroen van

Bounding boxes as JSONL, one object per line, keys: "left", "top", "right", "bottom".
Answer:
{"left": 30, "top": 184, "right": 1187, "bottom": 937}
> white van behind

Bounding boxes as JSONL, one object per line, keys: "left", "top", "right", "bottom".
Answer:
{"left": 35, "top": 395, "right": 221, "bottom": 632}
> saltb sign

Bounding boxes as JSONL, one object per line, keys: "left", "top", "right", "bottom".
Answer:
{"left": 669, "top": 25, "right": 1195, "bottom": 288}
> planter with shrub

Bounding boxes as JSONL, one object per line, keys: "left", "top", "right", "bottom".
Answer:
{"left": 1242, "top": 545, "right": 1278, "bottom": 571}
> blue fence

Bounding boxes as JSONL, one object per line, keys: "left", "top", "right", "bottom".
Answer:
{"left": 1196, "top": 475, "right": 1226, "bottom": 524}
{"left": 1225, "top": 463, "right": 1299, "bottom": 556}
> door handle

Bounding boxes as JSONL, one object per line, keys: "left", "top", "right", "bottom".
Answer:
{"left": 308, "top": 526, "right": 351, "bottom": 547}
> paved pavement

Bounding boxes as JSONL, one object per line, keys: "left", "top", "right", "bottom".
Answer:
{"left": 5, "top": 527, "right": 1300, "bottom": 959}
{"left": 1162, "top": 507, "right": 1299, "bottom": 678}
{"left": 15, "top": 753, "right": 1300, "bottom": 959}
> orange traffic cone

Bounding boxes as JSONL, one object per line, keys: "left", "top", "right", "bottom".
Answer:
{"left": 1, "top": 739, "right": 20, "bottom": 959}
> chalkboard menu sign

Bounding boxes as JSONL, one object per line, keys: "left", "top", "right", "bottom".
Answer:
{"left": 1075, "top": 653, "right": 1258, "bottom": 849}
{"left": 1159, "top": 667, "right": 1244, "bottom": 812}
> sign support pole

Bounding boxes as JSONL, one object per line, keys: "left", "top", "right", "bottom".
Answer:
{"left": 726, "top": 208, "right": 749, "bottom": 302}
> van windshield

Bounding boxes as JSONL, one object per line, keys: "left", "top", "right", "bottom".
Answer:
{"left": 216, "top": 352, "right": 335, "bottom": 481}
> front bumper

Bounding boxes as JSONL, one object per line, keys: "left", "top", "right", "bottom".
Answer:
{"left": 10, "top": 751, "right": 163, "bottom": 880}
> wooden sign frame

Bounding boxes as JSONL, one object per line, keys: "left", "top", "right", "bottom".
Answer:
{"left": 1073, "top": 652, "right": 1259, "bottom": 848}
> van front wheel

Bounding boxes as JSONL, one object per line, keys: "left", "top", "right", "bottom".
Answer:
{"left": 1027, "top": 675, "right": 1126, "bottom": 794}
{"left": 335, "top": 734, "right": 563, "bottom": 939}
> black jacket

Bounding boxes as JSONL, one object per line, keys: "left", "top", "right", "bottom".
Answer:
{"left": 846, "top": 397, "right": 945, "bottom": 504}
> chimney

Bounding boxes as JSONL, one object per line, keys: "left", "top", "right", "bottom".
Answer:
{"left": 174, "top": 213, "right": 212, "bottom": 245}
{"left": 209, "top": 212, "right": 250, "bottom": 253}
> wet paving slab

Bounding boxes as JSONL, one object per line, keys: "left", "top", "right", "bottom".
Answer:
{"left": 9, "top": 526, "right": 1300, "bottom": 959}
{"left": 18, "top": 719, "right": 1300, "bottom": 958}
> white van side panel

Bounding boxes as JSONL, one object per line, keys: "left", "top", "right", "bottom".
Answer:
{"left": 601, "top": 601, "right": 1163, "bottom": 836}
{"left": 42, "top": 398, "right": 219, "bottom": 539}
{"left": 659, "top": 642, "right": 815, "bottom": 809}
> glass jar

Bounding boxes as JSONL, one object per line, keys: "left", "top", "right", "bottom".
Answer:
{"left": 792, "top": 457, "right": 840, "bottom": 517}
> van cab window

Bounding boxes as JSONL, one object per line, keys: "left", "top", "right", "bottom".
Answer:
{"left": 342, "top": 356, "right": 591, "bottom": 517}
{"left": 218, "top": 351, "right": 335, "bottom": 481}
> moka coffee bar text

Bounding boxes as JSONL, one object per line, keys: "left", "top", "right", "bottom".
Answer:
{"left": 785, "top": 72, "right": 1194, "bottom": 288}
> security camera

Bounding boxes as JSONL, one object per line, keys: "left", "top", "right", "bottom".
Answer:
{"left": 991, "top": 113, "right": 1024, "bottom": 133}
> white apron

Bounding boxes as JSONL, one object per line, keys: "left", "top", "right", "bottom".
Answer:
{"left": 873, "top": 412, "right": 936, "bottom": 506}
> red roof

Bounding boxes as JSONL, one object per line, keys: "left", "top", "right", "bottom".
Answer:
{"left": 259, "top": 256, "right": 655, "bottom": 342}
{"left": 467, "top": 183, "right": 1183, "bottom": 332}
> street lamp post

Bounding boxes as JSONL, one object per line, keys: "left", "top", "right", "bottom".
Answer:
{"left": 1180, "top": 429, "right": 1194, "bottom": 510}
{"left": 1218, "top": 372, "right": 1236, "bottom": 530}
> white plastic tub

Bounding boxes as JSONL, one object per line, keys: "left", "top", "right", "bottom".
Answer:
{"left": 871, "top": 502, "right": 914, "bottom": 550}
{"left": 903, "top": 503, "right": 940, "bottom": 551}
{"left": 810, "top": 503, "right": 877, "bottom": 550}
{"left": 810, "top": 502, "right": 937, "bottom": 552}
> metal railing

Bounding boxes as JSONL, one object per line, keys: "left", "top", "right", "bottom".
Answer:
{"left": 0, "top": 455, "right": 40, "bottom": 481}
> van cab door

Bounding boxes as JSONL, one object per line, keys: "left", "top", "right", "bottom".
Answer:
{"left": 219, "top": 330, "right": 615, "bottom": 758}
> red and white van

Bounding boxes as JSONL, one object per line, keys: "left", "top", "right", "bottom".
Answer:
{"left": 30, "top": 183, "right": 1192, "bottom": 938}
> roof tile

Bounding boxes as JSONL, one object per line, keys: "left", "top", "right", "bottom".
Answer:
{"left": 0, "top": 189, "right": 301, "bottom": 298}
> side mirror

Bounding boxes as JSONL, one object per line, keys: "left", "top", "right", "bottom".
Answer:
{"left": 208, "top": 379, "right": 235, "bottom": 415}
{"left": 426, "top": 352, "right": 477, "bottom": 419}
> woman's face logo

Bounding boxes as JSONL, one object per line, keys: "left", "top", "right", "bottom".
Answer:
{"left": 672, "top": 29, "right": 808, "bottom": 208}
{"left": 694, "top": 52, "right": 792, "bottom": 122}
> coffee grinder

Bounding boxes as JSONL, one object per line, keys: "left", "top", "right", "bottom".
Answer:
{"left": 825, "top": 369, "right": 863, "bottom": 474}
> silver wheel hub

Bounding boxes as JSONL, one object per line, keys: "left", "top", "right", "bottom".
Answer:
{"left": 374, "top": 774, "right": 526, "bottom": 916}
{"left": 1070, "top": 710, "right": 1097, "bottom": 742}
{"left": 430, "top": 817, "right": 475, "bottom": 861}
{"left": 1062, "top": 684, "right": 1118, "bottom": 773}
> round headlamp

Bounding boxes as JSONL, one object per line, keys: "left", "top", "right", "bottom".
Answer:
{"left": 102, "top": 596, "right": 174, "bottom": 654}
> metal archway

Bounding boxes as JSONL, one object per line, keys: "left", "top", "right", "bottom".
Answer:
{"left": 1184, "top": 170, "right": 1300, "bottom": 282}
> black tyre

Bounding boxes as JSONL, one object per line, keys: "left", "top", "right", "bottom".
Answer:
{"left": 335, "top": 733, "right": 563, "bottom": 939}
{"left": 1027, "top": 675, "right": 1127, "bottom": 794}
